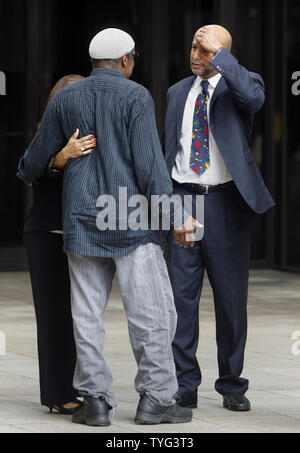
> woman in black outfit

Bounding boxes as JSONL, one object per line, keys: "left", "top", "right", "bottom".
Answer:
{"left": 23, "top": 75, "right": 96, "bottom": 414}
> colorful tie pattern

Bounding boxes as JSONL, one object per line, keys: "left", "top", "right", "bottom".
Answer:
{"left": 190, "top": 80, "right": 210, "bottom": 175}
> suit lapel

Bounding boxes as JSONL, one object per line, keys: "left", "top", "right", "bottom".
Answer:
{"left": 176, "top": 76, "right": 195, "bottom": 143}
{"left": 175, "top": 76, "right": 227, "bottom": 142}
{"left": 209, "top": 77, "right": 227, "bottom": 120}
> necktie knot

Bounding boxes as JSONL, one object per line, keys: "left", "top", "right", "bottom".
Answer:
{"left": 201, "top": 80, "right": 209, "bottom": 94}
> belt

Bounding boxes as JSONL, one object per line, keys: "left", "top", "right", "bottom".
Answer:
{"left": 173, "top": 180, "right": 234, "bottom": 195}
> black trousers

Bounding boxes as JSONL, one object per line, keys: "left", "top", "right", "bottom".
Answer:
{"left": 23, "top": 232, "right": 78, "bottom": 407}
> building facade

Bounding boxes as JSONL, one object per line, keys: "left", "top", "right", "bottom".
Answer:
{"left": 0, "top": 0, "right": 299, "bottom": 271}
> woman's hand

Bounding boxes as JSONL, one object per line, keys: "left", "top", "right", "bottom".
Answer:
{"left": 53, "top": 129, "right": 97, "bottom": 170}
{"left": 63, "top": 129, "right": 96, "bottom": 159}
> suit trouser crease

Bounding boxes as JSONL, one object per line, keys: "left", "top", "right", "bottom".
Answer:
{"left": 168, "top": 183, "right": 252, "bottom": 397}
{"left": 67, "top": 242, "right": 178, "bottom": 408}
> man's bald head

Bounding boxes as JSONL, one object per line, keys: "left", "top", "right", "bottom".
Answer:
{"left": 190, "top": 24, "right": 232, "bottom": 78}
{"left": 195, "top": 24, "right": 232, "bottom": 51}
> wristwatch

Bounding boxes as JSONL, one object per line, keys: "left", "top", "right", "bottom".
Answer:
{"left": 212, "top": 47, "right": 224, "bottom": 57}
{"left": 47, "top": 157, "right": 61, "bottom": 177}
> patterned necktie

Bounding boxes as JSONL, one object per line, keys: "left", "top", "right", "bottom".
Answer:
{"left": 190, "top": 80, "right": 210, "bottom": 175}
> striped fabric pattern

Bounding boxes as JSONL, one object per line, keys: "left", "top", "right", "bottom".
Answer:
{"left": 17, "top": 68, "right": 183, "bottom": 258}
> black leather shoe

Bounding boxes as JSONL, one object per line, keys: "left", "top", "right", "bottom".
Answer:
{"left": 175, "top": 395, "right": 198, "bottom": 409}
{"left": 175, "top": 390, "right": 198, "bottom": 409}
{"left": 72, "top": 396, "right": 111, "bottom": 426}
{"left": 223, "top": 393, "right": 251, "bottom": 411}
{"left": 135, "top": 394, "right": 193, "bottom": 424}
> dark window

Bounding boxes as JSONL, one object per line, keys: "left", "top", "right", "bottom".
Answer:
{"left": 0, "top": 0, "right": 25, "bottom": 243}
{"left": 286, "top": 0, "right": 300, "bottom": 267}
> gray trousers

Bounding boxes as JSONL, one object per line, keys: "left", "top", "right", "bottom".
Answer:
{"left": 67, "top": 242, "right": 178, "bottom": 408}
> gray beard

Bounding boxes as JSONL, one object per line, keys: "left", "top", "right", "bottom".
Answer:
{"left": 195, "top": 64, "right": 215, "bottom": 78}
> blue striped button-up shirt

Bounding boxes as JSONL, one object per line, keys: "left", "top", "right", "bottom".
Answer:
{"left": 18, "top": 68, "right": 183, "bottom": 257}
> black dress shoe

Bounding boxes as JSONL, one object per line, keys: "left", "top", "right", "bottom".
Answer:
{"left": 223, "top": 393, "right": 251, "bottom": 411}
{"left": 175, "top": 390, "right": 198, "bottom": 409}
{"left": 135, "top": 394, "right": 193, "bottom": 424}
{"left": 72, "top": 396, "right": 111, "bottom": 426}
{"left": 175, "top": 395, "right": 198, "bottom": 409}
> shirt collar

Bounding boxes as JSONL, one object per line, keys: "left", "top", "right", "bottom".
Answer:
{"left": 90, "top": 68, "right": 126, "bottom": 78}
{"left": 195, "top": 72, "right": 222, "bottom": 90}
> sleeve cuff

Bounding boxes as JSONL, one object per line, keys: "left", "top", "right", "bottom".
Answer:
{"left": 47, "top": 157, "right": 62, "bottom": 178}
{"left": 172, "top": 208, "right": 190, "bottom": 230}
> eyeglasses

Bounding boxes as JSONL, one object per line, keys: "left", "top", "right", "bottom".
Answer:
{"left": 128, "top": 51, "right": 140, "bottom": 61}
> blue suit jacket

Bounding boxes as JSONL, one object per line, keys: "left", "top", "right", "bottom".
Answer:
{"left": 163, "top": 48, "right": 275, "bottom": 214}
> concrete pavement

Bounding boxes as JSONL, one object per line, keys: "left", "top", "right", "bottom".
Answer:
{"left": 0, "top": 269, "right": 299, "bottom": 433}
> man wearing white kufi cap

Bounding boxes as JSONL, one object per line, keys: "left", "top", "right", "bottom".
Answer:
{"left": 89, "top": 28, "right": 135, "bottom": 60}
{"left": 18, "top": 27, "right": 195, "bottom": 427}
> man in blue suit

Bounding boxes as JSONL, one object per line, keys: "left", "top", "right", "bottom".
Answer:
{"left": 163, "top": 25, "right": 275, "bottom": 411}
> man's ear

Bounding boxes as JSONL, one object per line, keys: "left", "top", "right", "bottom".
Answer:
{"left": 121, "top": 55, "right": 127, "bottom": 67}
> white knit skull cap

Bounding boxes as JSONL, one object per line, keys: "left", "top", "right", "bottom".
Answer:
{"left": 89, "top": 28, "right": 135, "bottom": 59}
